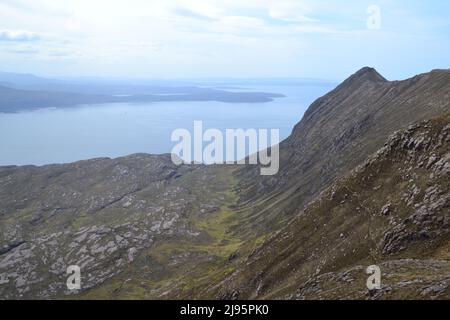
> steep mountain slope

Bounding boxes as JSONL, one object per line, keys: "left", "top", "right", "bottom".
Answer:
{"left": 236, "top": 67, "right": 450, "bottom": 236}
{"left": 204, "top": 114, "right": 450, "bottom": 299}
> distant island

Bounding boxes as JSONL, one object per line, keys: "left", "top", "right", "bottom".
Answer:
{"left": 0, "top": 71, "right": 287, "bottom": 113}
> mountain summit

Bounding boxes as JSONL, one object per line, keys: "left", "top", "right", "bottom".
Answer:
{"left": 343, "top": 66, "right": 388, "bottom": 84}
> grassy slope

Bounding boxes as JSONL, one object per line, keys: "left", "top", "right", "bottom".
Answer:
{"left": 78, "top": 165, "right": 263, "bottom": 299}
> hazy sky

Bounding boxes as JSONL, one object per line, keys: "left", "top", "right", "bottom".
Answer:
{"left": 0, "top": 0, "right": 449, "bottom": 80}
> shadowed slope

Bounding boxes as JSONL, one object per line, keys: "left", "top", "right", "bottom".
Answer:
{"left": 205, "top": 114, "right": 450, "bottom": 300}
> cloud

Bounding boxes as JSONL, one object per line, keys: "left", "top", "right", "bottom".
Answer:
{"left": 174, "top": 1, "right": 223, "bottom": 19}
{"left": 268, "top": 1, "right": 317, "bottom": 23}
{"left": 6, "top": 46, "right": 39, "bottom": 54}
{"left": 219, "top": 16, "right": 265, "bottom": 29}
{"left": 172, "top": 8, "right": 216, "bottom": 21}
{"left": 0, "top": 29, "right": 40, "bottom": 41}
{"left": 0, "top": 0, "right": 448, "bottom": 79}
{"left": 122, "top": 41, "right": 163, "bottom": 52}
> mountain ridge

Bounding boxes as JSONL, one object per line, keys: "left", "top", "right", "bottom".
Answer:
{"left": 232, "top": 66, "right": 450, "bottom": 236}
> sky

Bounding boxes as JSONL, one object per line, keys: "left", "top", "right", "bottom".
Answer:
{"left": 0, "top": 0, "right": 449, "bottom": 80}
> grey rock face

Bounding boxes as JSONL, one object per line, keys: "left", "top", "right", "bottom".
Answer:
{"left": 0, "top": 154, "right": 229, "bottom": 299}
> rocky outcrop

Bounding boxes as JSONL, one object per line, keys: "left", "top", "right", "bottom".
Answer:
{"left": 0, "top": 154, "right": 236, "bottom": 299}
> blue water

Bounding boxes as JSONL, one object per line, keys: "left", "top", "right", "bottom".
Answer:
{"left": 0, "top": 85, "right": 334, "bottom": 166}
